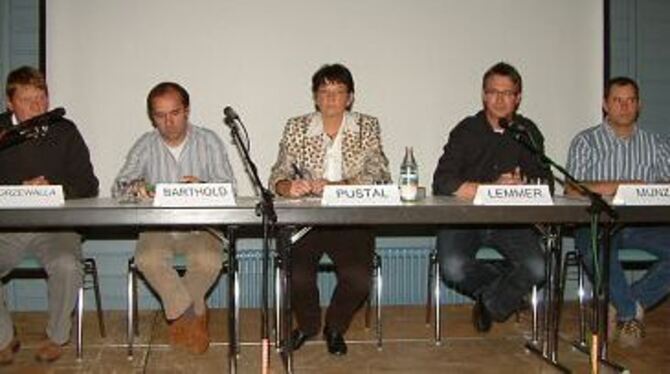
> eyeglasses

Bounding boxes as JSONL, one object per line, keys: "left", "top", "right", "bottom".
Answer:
{"left": 316, "top": 89, "right": 349, "bottom": 98}
{"left": 484, "top": 90, "right": 518, "bottom": 99}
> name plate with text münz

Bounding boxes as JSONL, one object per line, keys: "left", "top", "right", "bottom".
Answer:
{"left": 0, "top": 185, "right": 64, "bottom": 207}
{"left": 153, "top": 183, "right": 236, "bottom": 207}
{"left": 473, "top": 185, "right": 553, "bottom": 206}
{"left": 613, "top": 184, "right": 670, "bottom": 205}
{"left": 321, "top": 185, "right": 401, "bottom": 206}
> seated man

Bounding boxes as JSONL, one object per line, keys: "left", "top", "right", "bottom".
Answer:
{"left": 113, "top": 82, "right": 236, "bottom": 354}
{"left": 0, "top": 66, "right": 99, "bottom": 364}
{"left": 566, "top": 76, "right": 670, "bottom": 347}
{"left": 432, "top": 62, "right": 550, "bottom": 332}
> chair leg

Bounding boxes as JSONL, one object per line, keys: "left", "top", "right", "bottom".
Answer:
{"left": 273, "top": 259, "right": 282, "bottom": 351}
{"left": 76, "top": 286, "right": 84, "bottom": 360}
{"left": 85, "top": 259, "right": 106, "bottom": 337}
{"left": 425, "top": 252, "right": 434, "bottom": 326}
{"left": 127, "top": 259, "right": 135, "bottom": 359}
{"left": 576, "top": 253, "right": 588, "bottom": 347}
{"left": 432, "top": 254, "right": 442, "bottom": 345}
{"left": 375, "top": 254, "right": 383, "bottom": 350}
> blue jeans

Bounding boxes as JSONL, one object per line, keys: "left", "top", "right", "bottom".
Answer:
{"left": 436, "top": 225, "right": 545, "bottom": 322}
{"left": 575, "top": 225, "right": 670, "bottom": 321}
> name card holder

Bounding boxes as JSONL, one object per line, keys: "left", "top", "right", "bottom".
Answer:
{"left": 613, "top": 184, "right": 670, "bottom": 205}
{"left": 321, "top": 185, "right": 401, "bottom": 206}
{"left": 153, "top": 183, "right": 236, "bottom": 207}
{"left": 0, "top": 185, "right": 64, "bottom": 207}
{"left": 473, "top": 184, "right": 553, "bottom": 206}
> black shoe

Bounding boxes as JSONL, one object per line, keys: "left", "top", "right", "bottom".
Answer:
{"left": 290, "top": 329, "right": 315, "bottom": 351}
{"left": 323, "top": 327, "right": 347, "bottom": 356}
{"left": 472, "top": 295, "right": 492, "bottom": 333}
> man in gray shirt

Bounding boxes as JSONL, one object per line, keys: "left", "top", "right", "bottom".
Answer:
{"left": 113, "top": 82, "right": 236, "bottom": 354}
{"left": 566, "top": 76, "right": 670, "bottom": 347}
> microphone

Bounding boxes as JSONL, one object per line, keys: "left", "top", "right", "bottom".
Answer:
{"left": 223, "top": 106, "right": 240, "bottom": 127}
{"left": 499, "top": 117, "right": 526, "bottom": 133}
{"left": 0, "top": 107, "right": 66, "bottom": 151}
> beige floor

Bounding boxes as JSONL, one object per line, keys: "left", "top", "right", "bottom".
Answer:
{"left": 2, "top": 302, "right": 668, "bottom": 373}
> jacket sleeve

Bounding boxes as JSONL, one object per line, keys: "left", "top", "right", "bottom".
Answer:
{"left": 349, "top": 117, "right": 391, "bottom": 184}
{"left": 268, "top": 119, "right": 300, "bottom": 193}
{"left": 432, "top": 125, "right": 469, "bottom": 195}
{"left": 61, "top": 122, "right": 99, "bottom": 199}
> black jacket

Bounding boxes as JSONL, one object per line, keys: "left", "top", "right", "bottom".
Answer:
{"left": 432, "top": 110, "right": 553, "bottom": 195}
{"left": 0, "top": 111, "right": 99, "bottom": 199}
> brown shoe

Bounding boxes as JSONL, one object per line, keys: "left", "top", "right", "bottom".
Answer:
{"left": 184, "top": 312, "right": 210, "bottom": 354}
{"left": 0, "top": 339, "right": 20, "bottom": 365}
{"left": 35, "top": 339, "right": 64, "bottom": 362}
{"left": 168, "top": 313, "right": 192, "bottom": 349}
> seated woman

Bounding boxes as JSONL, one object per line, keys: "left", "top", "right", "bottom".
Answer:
{"left": 269, "top": 63, "right": 391, "bottom": 355}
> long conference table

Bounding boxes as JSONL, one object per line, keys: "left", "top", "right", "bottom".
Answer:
{"left": 0, "top": 196, "right": 665, "bottom": 373}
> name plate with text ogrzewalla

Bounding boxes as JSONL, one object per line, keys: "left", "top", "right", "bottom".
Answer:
{"left": 613, "top": 184, "right": 670, "bottom": 206}
{"left": 153, "top": 183, "right": 236, "bottom": 207}
{"left": 473, "top": 184, "right": 553, "bottom": 206}
{"left": 0, "top": 185, "right": 64, "bottom": 207}
{"left": 321, "top": 185, "right": 401, "bottom": 206}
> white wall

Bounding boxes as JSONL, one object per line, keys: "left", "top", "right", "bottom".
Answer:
{"left": 47, "top": 0, "right": 603, "bottom": 196}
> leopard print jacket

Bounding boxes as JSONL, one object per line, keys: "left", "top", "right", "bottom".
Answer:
{"left": 269, "top": 111, "right": 391, "bottom": 191}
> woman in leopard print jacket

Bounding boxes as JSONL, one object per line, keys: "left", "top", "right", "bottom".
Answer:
{"left": 269, "top": 63, "right": 390, "bottom": 356}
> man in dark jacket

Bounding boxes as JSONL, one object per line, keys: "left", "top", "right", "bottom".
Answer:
{"left": 0, "top": 66, "right": 98, "bottom": 364}
{"left": 432, "top": 62, "right": 551, "bottom": 333}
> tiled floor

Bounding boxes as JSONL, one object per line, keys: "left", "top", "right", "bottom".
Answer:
{"left": 3, "top": 302, "right": 669, "bottom": 373}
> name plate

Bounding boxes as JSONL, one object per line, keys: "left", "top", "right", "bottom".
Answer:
{"left": 153, "top": 183, "right": 236, "bottom": 207}
{"left": 613, "top": 184, "right": 670, "bottom": 205}
{"left": 0, "top": 185, "right": 64, "bottom": 207}
{"left": 473, "top": 184, "right": 553, "bottom": 205}
{"left": 321, "top": 185, "right": 401, "bottom": 206}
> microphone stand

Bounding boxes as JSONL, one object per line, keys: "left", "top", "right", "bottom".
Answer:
{"left": 505, "top": 126, "right": 624, "bottom": 373}
{"left": 225, "top": 115, "right": 276, "bottom": 374}
{"left": 0, "top": 107, "right": 66, "bottom": 152}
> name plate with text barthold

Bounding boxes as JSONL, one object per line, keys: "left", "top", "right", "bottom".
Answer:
{"left": 321, "top": 185, "right": 401, "bottom": 206}
{"left": 473, "top": 184, "right": 553, "bottom": 206}
{"left": 613, "top": 184, "right": 670, "bottom": 205}
{"left": 153, "top": 183, "right": 236, "bottom": 207}
{"left": 0, "top": 185, "right": 65, "bottom": 207}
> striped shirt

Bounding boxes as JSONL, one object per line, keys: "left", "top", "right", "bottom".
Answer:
{"left": 112, "top": 124, "right": 236, "bottom": 196}
{"left": 566, "top": 121, "right": 670, "bottom": 182}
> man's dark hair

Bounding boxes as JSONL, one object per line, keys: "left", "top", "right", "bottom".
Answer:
{"left": 5, "top": 66, "right": 48, "bottom": 98}
{"left": 605, "top": 76, "right": 640, "bottom": 99}
{"left": 482, "top": 62, "right": 522, "bottom": 93}
{"left": 146, "top": 81, "right": 190, "bottom": 118}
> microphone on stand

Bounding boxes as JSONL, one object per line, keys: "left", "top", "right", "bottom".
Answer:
{"left": 223, "top": 106, "right": 240, "bottom": 128}
{"left": 0, "top": 107, "right": 66, "bottom": 151}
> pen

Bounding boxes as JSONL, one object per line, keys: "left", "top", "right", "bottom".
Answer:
{"left": 292, "top": 163, "right": 305, "bottom": 179}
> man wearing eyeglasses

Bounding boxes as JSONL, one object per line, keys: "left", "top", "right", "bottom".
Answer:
{"left": 112, "top": 82, "right": 236, "bottom": 354}
{"left": 432, "top": 62, "right": 552, "bottom": 333}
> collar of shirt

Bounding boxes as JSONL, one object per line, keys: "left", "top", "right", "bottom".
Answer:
{"left": 306, "top": 111, "right": 359, "bottom": 138}
{"left": 602, "top": 119, "right": 638, "bottom": 143}
{"left": 11, "top": 113, "right": 19, "bottom": 126}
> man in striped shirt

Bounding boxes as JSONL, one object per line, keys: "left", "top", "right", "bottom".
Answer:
{"left": 566, "top": 76, "right": 670, "bottom": 347}
{"left": 113, "top": 82, "right": 236, "bottom": 354}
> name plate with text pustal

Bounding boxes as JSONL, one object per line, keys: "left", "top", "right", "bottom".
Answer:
{"left": 321, "top": 185, "right": 401, "bottom": 206}
{"left": 0, "top": 185, "right": 64, "bottom": 207}
{"left": 613, "top": 184, "right": 670, "bottom": 205}
{"left": 473, "top": 184, "right": 553, "bottom": 206}
{"left": 153, "top": 183, "right": 236, "bottom": 207}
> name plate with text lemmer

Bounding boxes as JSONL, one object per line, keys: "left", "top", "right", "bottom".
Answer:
{"left": 321, "top": 185, "right": 401, "bottom": 206}
{"left": 613, "top": 184, "right": 670, "bottom": 205}
{"left": 0, "top": 185, "right": 65, "bottom": 207}
{"left": 153, "top": 183, "right": 236, "bottom": 207}
{"left": 473, "top": 184, "right": 553, "bottom": 206}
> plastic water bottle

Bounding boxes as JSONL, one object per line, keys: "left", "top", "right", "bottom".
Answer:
{"left": 399, "top": 147, "right": 419, "bottom": 201}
